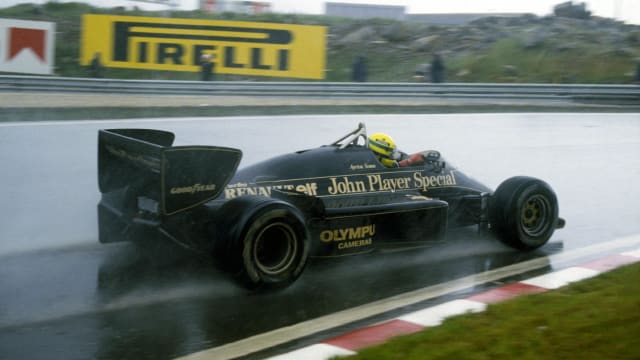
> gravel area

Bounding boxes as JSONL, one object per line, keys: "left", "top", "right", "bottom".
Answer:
{"left": 1, "top": 92, "right": 637, "bottom": 122}
{"left": 0, "top": 92, "right": 448, "bottom": 108}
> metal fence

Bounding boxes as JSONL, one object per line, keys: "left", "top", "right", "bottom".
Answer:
{"left": 1, "top": 75, "right": 638, "bottom": 103}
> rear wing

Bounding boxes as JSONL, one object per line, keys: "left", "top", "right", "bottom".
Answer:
{"left": 98, "top": 129, "right": 242, "bottom": 216}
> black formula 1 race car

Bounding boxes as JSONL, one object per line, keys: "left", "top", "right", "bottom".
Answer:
{"left": 97, "top": 123, "right": 565, "bottom": 290}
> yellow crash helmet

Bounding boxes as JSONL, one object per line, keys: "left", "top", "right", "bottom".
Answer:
{"left": 368, "top": 132, "right": 398, "bottom": 167}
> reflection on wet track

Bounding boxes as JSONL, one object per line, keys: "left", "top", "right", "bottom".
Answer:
{"left": 0, "top": 230, "right": 561, "bottom": 360}
{"left": 0, "top": 113, "right": 638, "bottom": 359}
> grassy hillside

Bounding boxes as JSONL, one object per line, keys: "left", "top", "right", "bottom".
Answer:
{"left": 1, "top": 2, "right": 638, "bottom": 83}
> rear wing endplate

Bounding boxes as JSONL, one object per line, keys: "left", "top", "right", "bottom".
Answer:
{"left": 98, "top": 129, "right": 242, "bottom": 216}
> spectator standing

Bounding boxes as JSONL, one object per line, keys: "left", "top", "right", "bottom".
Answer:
{"left": 200, "top": 54, "right": 215, "bottom": 81}
{"left": 89, "top": 52, "right": 103, "bottom": 78}
{"left": 430, "top": 53, "right": 445, "bottom": 83}
{"left": 351, "top": 55, "right": 368, "bottom": 82}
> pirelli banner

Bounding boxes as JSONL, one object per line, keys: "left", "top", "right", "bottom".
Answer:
{"left": 80, "top": 14, "right": 326, "bottom": 79}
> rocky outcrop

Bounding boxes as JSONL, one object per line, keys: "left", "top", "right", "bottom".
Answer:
{"left": 328, "top": 12, "right": 638, "bottom": 61}
{"left": 554, "top": 1, "right": 591, "bottom": 20}
{"left": 335, "top": 26, "right": 379, "bottom": 46}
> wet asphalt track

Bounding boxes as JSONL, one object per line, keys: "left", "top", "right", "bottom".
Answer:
{"left": 0, "top": 113, "right": 639, "bottom": 359}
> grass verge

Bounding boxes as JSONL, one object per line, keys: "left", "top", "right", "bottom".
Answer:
{"left": 342, "top": 262, "right": 640, "bottom": 360}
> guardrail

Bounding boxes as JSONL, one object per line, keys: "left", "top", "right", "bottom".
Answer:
{"left": 1, "top": 75, "right": 638, "bottom": 103}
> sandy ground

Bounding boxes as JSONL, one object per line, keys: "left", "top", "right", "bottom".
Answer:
{"left": 0, "top": 92, "right": 448, "bottom": 108}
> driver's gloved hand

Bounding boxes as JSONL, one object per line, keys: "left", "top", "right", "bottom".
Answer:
{"left": 398, "top": 153, "right": 425, "bottom": 167}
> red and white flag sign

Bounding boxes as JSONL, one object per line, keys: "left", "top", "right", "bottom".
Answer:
{"left": 0, "top": 18, "right": 55, "bottom": 75}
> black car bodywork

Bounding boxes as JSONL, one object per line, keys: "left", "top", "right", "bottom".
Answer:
{"left": 97, "top": 123, "right": 564, "bottom": 289}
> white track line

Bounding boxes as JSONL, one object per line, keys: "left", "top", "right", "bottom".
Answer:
{"left": 266, "top": 344, "right": 355, "bottom": 360}
{"left": 522, "top": 267, "right": 600, "bottom": 289}
{"left": 398, "top": 299, "right": 487, "bottom": 327}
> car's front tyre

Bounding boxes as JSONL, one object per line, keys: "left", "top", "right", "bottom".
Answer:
{"left": 490, "top": 176, "right": 559, "bottom": 250}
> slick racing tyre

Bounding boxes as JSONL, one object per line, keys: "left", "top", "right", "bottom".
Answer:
{"left": 216, "top": 196, "right": 309, "bottom": 291}
{"left": 490, "top": 176, "right": 559, "bottom": 250}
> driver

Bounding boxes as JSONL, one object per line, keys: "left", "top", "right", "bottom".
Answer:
{"left": 368, "top": 133, "right": 425, "bottom": 167}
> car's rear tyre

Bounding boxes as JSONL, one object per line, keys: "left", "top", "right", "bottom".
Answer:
{"left": 490, "top": 176, "right": 559, "bottom": 250}
{"left": 216, "top": 196, "right": 309, "bottom": 291}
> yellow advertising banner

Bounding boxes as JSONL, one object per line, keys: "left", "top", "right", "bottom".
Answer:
{"left": 81, "top": 14, "right": 326, "bottom": 79}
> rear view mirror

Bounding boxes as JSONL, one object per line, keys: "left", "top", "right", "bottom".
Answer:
{"left": 425, "top": 151, "right": 441, "bottom": 162}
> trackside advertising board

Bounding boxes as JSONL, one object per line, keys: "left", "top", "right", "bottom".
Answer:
{"left": 0, "top": 18, "right": 55, "bottom": 75}
{"left": 81, "top": 14, "right": 326, "bottom": 79}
